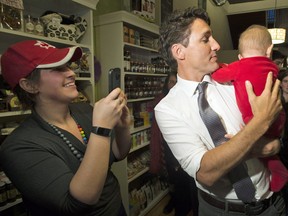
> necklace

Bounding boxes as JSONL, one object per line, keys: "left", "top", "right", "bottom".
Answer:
{"left": 75, "top": 120, "right": 88, "bottom": 144}
{"left": 47, "top": 117, "right": 87, "bottom": 162}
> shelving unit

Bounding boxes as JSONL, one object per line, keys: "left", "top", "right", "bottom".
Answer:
{"left": 0, "top": 0, "right": 97, "bottom": 212}
{"left": 0, "top": 0, "right": 96, "bottom": 104}
{"left": 95, "top": 10, "right": 169, "bottom": 216}
{"left": 0, "top": 198, "right": 22, "bottom": 212}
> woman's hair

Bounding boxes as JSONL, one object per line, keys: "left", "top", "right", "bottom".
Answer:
{"left": 162, "top": 71, "right": 177, "bottom": 95}
{"left": 13, "top": 68, "right": 41, "bottom": 110}
{"left": 159, "top": 7, "right": 210, "bottom": 70}
{"left": 278, "top": 68, "right": 288, "bottom": 81}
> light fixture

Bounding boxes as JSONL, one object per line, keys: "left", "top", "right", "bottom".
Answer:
{"left": 268, "top": 28, "right": 286, "bottom": 44}
{"left": 268, "top": 0, "right": 286, "bottom": 44}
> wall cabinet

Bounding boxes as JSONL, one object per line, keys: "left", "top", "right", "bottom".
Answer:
{"left": 0, "top": 0, "right": 96, "bottom": 212}
{"left": 95, "top": 11, "right": 169, "bottom": 216}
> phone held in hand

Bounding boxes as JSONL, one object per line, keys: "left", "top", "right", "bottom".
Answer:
{"left": 108, "top": 68, "right": 121, "bottom": 93}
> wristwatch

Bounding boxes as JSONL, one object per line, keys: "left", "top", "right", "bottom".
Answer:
{"left": 91, "top": 126, "right": 112, "bottom": 137}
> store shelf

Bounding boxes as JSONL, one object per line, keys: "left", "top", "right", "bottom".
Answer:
{"left": 124, "top": 42, "right": 158, "bottom": 53}
{"left": 0, "top": 110, "right": 31, "bottom": 118}
{"left": 128, "top": 167, "right": 149, "bottom": 183}
{"left": 127, "top": 98, "right": 154, "bottom": 103}
{"left": 130, "top": 141, "right": 150, "bottom": 153}
{"left": 0, "top": 28, "right": 90, "bottom": 49}
{"left": 124, "top": 72, "right": 167, "bottom": 76}
{"left": 95, "top": 10, "right": 165, "bottom": 215}
{"left": 139, "top": 189, "right": 169, "bottom": 216}
{"left": 130, "top": 125, "right": 151, "bottom": 134}
{"left": 0, "top": 198, "right": 23, "bottom": 212}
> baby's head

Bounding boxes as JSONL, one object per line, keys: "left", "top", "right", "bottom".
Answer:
{"left": 238, "top": 25, "right": 273, "bottom": 59}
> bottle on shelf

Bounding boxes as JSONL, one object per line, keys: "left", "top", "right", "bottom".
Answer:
{"left": 24, "top": 15, "right": 35, "bottom": 34}
{"left": 34, "top": 18, "right": 44, "bottom": 36}
{"left": 124, "top": 50, "right": 131, "bottom": 72}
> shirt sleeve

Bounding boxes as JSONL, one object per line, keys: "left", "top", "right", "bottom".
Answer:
{"left": 212, "top": 62, "right": 238, "bottom": 83}
{"left": 155, "top": 100, "right": 207, "bottom": 179}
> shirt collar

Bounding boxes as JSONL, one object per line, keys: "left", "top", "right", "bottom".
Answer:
{"left": 176, "top": 74, "right": 215, "bottom": 96}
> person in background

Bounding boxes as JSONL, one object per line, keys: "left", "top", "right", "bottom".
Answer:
{"left": 155, "top": 7, "right": 285, "bottom": 216}
{"left": 278, "top": 68, "right": 288, "bottom": 216}
{"left": 0, "top": 40, "right": 131, "bottom": 216}
{"left": 273, "top": 50, "right": 287, "bottom": 69}
{"left": 212, "top": 24, "right": 288, "bottom": 192}
{"left": 150, "top": 71, "right": 198, "bottom": 216}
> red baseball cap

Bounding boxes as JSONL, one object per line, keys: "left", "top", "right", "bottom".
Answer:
{"left": 1, "top": 40, "right": 82, "bottom": 89}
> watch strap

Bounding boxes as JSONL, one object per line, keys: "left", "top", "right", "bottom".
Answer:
{"left": 91, "top": 126, "right": 112, "bottom": 137}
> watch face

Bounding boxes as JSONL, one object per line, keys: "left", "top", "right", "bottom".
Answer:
{"left": 97, "top": 127, "right": 111, "bottom": 136}
{"left": 92, "top": 127, "right": 112, "bottom": 137}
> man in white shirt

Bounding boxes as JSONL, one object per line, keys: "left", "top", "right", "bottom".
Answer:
{"left": 155, "top": 7, "right": 285, "bottom": 215}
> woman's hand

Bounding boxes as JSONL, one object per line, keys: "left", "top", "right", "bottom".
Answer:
{"left": 92, "top": 88, "right": 127, "bottom": 129}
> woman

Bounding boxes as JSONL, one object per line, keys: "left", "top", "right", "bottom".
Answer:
{"left": 0, "top": 40, "right": 131, "bottom": 216}
{"left": 278, "top": 69, "right": 288, "bottom": 165}
{"left": 278, "top": 68, "right": 288, "bottom": 216}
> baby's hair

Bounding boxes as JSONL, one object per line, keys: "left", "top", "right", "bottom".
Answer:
{"left": 238, "top": 25, "right": 272, "bottom": 56}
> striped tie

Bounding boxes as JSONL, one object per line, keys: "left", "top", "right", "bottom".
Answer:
{"left": 197, "top": 82, "right": 255, "bottom": 203}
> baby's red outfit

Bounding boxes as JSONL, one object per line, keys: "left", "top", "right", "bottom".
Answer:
{"left": 213, "top": 57, "right": 288, "bottom": 192}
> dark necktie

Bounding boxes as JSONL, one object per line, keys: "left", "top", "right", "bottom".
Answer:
{"left": 197, "top": 81, "right": 255, "bottom": 203}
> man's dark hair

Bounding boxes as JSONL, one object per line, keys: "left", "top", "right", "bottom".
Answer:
{"left": 159, "top": 7, "right": 210, "bottom": 70}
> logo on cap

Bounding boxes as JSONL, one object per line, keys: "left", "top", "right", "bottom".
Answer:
{"left": 35, "top": 40, "right": 56, "bottom": 49}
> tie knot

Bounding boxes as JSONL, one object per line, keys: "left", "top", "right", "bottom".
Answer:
{"left": 198, "top": 82, "right": 208, "bottom": 94}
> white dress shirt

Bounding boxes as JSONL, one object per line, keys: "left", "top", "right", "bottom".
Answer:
{"left": 155, "top": 74, "right": 272, "bottom": 202}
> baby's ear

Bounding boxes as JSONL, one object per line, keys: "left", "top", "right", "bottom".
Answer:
{"left": 19, "top": 78, "right": 39, "bottom": 94}
{"left": 266, "top": 44, "right": 274, "bottom": 58}
{"left": 238, "top": 54, "right": 243, "bottom": 60}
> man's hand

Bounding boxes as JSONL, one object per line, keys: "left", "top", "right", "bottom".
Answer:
{"left": 245, "top": 72, "right": 282, "bottom": 128}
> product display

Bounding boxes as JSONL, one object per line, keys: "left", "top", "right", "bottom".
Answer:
{"left": 0, "top": 0, "right": 23, "bottom": 30}
{"left": 129, "top": 175, "right": 168, "bottom": 216}
{"left": 40, "top": 12, "right": 87, "bottom": 42}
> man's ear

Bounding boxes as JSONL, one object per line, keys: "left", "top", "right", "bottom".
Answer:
{"left": 171, "top": 43, "right": 185, "bottom": 60}
{"left": 19, "top": 78, "right": 39, "bottom": 94}
{"left": 266, "top": 44, "right": 274, "bottom": 58}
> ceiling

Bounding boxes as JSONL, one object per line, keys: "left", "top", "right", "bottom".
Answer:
{"left": 223, "top": 0, "right": 288, "bottom": 15}
{"left": 228, "top": 0, "right": 263, "bottom": 4}
{"left": 227, "top": 0, "right": 264, "bottom": 4}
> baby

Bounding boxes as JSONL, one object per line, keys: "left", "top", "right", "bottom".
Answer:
{"left": 212, "top": 24, "right": 287, "bottom": 192}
